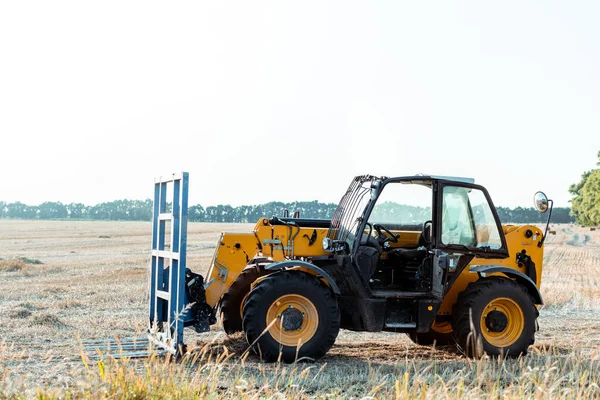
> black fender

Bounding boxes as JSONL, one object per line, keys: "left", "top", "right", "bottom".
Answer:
{"left": 470, "top": 265, "right": 543, "bottom": 305}
{"left": 265, "top": 260, "right": 341, "bottom": 296}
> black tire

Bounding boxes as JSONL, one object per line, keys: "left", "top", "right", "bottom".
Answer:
{"left": 242, "top": 271, "right": 340, "bottom": 363}
{"left": 221, "top": 266, "right": 266, "bottom": 334}
{"left": 407, "top": 330, "right": 454, "bottom": 346}
{"left": 452, "top": 277, "right": 538, "bottom": 358}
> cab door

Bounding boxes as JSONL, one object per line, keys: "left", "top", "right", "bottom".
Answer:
{"left": 432, "top": 181, "right": 509, "bottom": 259}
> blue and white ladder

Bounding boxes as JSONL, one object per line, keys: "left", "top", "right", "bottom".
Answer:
{"left": 82, "top": 172, "right": 190, "bottom": 359}
{"left": 148, "top": 172, "right": 189, "bottom": 354}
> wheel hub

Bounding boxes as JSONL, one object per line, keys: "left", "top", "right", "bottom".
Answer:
{"left": 280, "top": 307, "right": 304, "bottom": 331}
{"left": 485, "top": 310, "right": 508, "bottom": 332}
{"left": 266, "top": 293, "right": 319, "bottom": 346}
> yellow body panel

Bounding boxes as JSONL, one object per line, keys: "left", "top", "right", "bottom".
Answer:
{"left": 437, "top": 224, "right": 544, "bottom": 316}
{"left": 205, "top": 218, "right": 330, "bottom": 307}
{"left": 257, "top": 224, "right": 330, "bottom": 260}
{"left": 204, "top": 232, "right": 260, "bottom": 307}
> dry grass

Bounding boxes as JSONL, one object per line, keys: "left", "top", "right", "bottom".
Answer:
{"left": 0, "top": 220, "right": 599, "bottom": 398}
{"left": 0, "top": 259, "right": 27, "bottom": 272}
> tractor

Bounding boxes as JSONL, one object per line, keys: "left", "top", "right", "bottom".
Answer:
{"left": 153, "top": 174, "right": 551, "bottom": 361}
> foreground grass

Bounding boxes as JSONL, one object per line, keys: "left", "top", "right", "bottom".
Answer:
{"left": 1, "top": 340, "right": 600, "bottom": 399}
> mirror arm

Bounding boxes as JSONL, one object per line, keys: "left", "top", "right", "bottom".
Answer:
{"left": 538, "top": 199, "right": 553, "bottom": 248}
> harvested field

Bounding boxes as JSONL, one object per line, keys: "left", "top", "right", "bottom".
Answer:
{"left": 1, "top": 220, "right": 600, "bottom": 398}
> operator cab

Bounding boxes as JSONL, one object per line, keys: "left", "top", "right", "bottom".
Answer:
{"left": 353, "top": 176, "right": 507, "bottom": 295}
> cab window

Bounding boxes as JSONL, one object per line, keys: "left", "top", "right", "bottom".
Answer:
{"left": 369, "top": 182, "right": 432, "bottom": 228}
{"left": 441, "top": 186, "right": 502, "bottom": 250}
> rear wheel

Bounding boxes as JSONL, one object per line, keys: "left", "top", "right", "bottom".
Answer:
{"left": 452, "top": 277, "right": 537, "bottom": 357}
{"left": 242, "top": 271, "right": 340, "bottom": 363}
{"left": 221, "top": 266, "right": 268, "bottom": 334}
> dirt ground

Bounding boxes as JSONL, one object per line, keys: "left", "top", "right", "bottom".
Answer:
{"left": 1, "top": 220, "right": 599, "bottom": 391}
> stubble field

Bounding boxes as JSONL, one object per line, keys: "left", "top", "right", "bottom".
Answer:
{"left": 1, "top": 220, "right": 600, "bottom": 398}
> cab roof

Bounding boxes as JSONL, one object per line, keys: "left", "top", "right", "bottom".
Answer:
{"left": 380, "top": 175, "right": 475, "bottom": 184}
{"left": 420, "top": 175, "right": 475, "bottom": 184}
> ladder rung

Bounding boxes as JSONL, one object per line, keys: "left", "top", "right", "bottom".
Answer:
{"left": 88, "top": 350, "right": 167, "bottom": 360}
{"left": 154, "top": 173, "right": 184, "bottom": 184}
{"left": 156, "top": 290, "right": 169, "bottom": 300}
{"left": 158, "top": 213, "right": 173, "bottom": 221}
{"left": 85, "top": 343, "right": 150, "bottom": 351}
{"left": 82, "top": 337, "right": 148, "bottom": 345}
{"left": 152, "top": 250, "right": 180, "bottom": 260}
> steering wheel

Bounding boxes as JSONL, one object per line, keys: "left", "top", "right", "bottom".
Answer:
{"left": 373, "top": 223, "right": 400, "bottom": 244}
{"left": 422, "top": 220, "right": 432, "bottom": 245}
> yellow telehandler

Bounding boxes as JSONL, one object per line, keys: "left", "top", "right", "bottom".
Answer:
{"left": 150, "top": 174, "right": 551, "bottom": 362}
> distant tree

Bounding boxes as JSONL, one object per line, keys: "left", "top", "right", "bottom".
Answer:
{"left": 234, "top": 205, "right": 251, "bottom": 223}
{"left": 129, "top": 199, "right": 152, "bottom": 221}
{"left": 22, "top": 205, "right": 39, "bottom": 219}
{"left": 38, "top": 202, "right": 68, "bottom": 219}
{"left": 67, "top": 203, "right": 87, "bottom": 219}
{"left": 204, "top": 206, "right": 217, "bottom": 222}
{"left": 188, "top": 204, "right": 205, "bottom": 222}
{"left": 569, "top": 151, "right": 600, "bottom": 226}
{"left": 550, "top": 208, "right": 574, "bottom": 224}
{"left": 6, "top": 202, "right": 27, "bottom": 219}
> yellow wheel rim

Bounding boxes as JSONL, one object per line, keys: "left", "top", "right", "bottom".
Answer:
{"left": 266, "top": 294, "right": 319, "bottom": 347}
{"left": 480, "top": 297, "right": 524, "bottom": 348}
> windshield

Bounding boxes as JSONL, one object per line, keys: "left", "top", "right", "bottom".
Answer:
{"left": 327, "top": 175, "right": 378, "bottom": 249}
{"left": 368, "top": 181, "right": 432, "bottom": 228}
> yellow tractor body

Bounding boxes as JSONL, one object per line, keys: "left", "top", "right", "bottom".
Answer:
{"left": 185, "top": 175, "right": 550, "bottom": 361}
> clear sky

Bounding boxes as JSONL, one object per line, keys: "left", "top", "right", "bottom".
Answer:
{"left": 1, "top": 1, "right": 599, "bottom": 208}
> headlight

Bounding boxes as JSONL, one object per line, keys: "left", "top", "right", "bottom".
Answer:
{"left": 322, "top": 237, "right": 333, "bottom": 252}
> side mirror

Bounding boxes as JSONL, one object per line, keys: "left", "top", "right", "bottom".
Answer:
{"left": 534, "top": 191, "right": 549, "bottom": 213}
{"left": 533, "top": 191, "right": 553, "bottom": 248}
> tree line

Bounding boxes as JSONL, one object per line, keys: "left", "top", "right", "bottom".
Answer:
{"left": 0, "top": 199, "right": 574, "bottom": 224}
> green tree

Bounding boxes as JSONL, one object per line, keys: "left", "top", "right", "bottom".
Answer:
{"left": 188, "top": 204, "right": 205, "bottom": 222}
{"left": 130, "top": 199, "right": 152, "bottom": 221}
{"left": 6, "top": 202, "right": 27, "bottom": 218}
{"left": 569, "top": 151, "right": 600, "bottom": 226}
{"left": 67, "top": 203, "right": 88, "bottom": 219}
{"left": 22, "top": 205, "right": 39, "bottom": 219}
{"left": 38, "top": 202, "right": 68, "bottom": 219}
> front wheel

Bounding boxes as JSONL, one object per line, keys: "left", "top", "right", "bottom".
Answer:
{"left": 242, "top": 271, "right": 340, "bottom": 363}
{"left": 452, "top": 277, "right": 538, "bottom": 358}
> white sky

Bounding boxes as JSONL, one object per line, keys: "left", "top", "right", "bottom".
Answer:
{"left": 1, "top": 1, "right": 599, "bottom": 208}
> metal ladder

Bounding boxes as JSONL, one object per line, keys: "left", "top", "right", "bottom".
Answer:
{"left": 148, "top": 172, "right": 189, "bottom": 354}
{"left": 83, "top": 172, "right": 189, "bottom": 359}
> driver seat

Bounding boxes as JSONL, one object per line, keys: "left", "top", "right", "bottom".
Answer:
{"left": 388, "top": 224, "right": 431, "bottom": 262}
